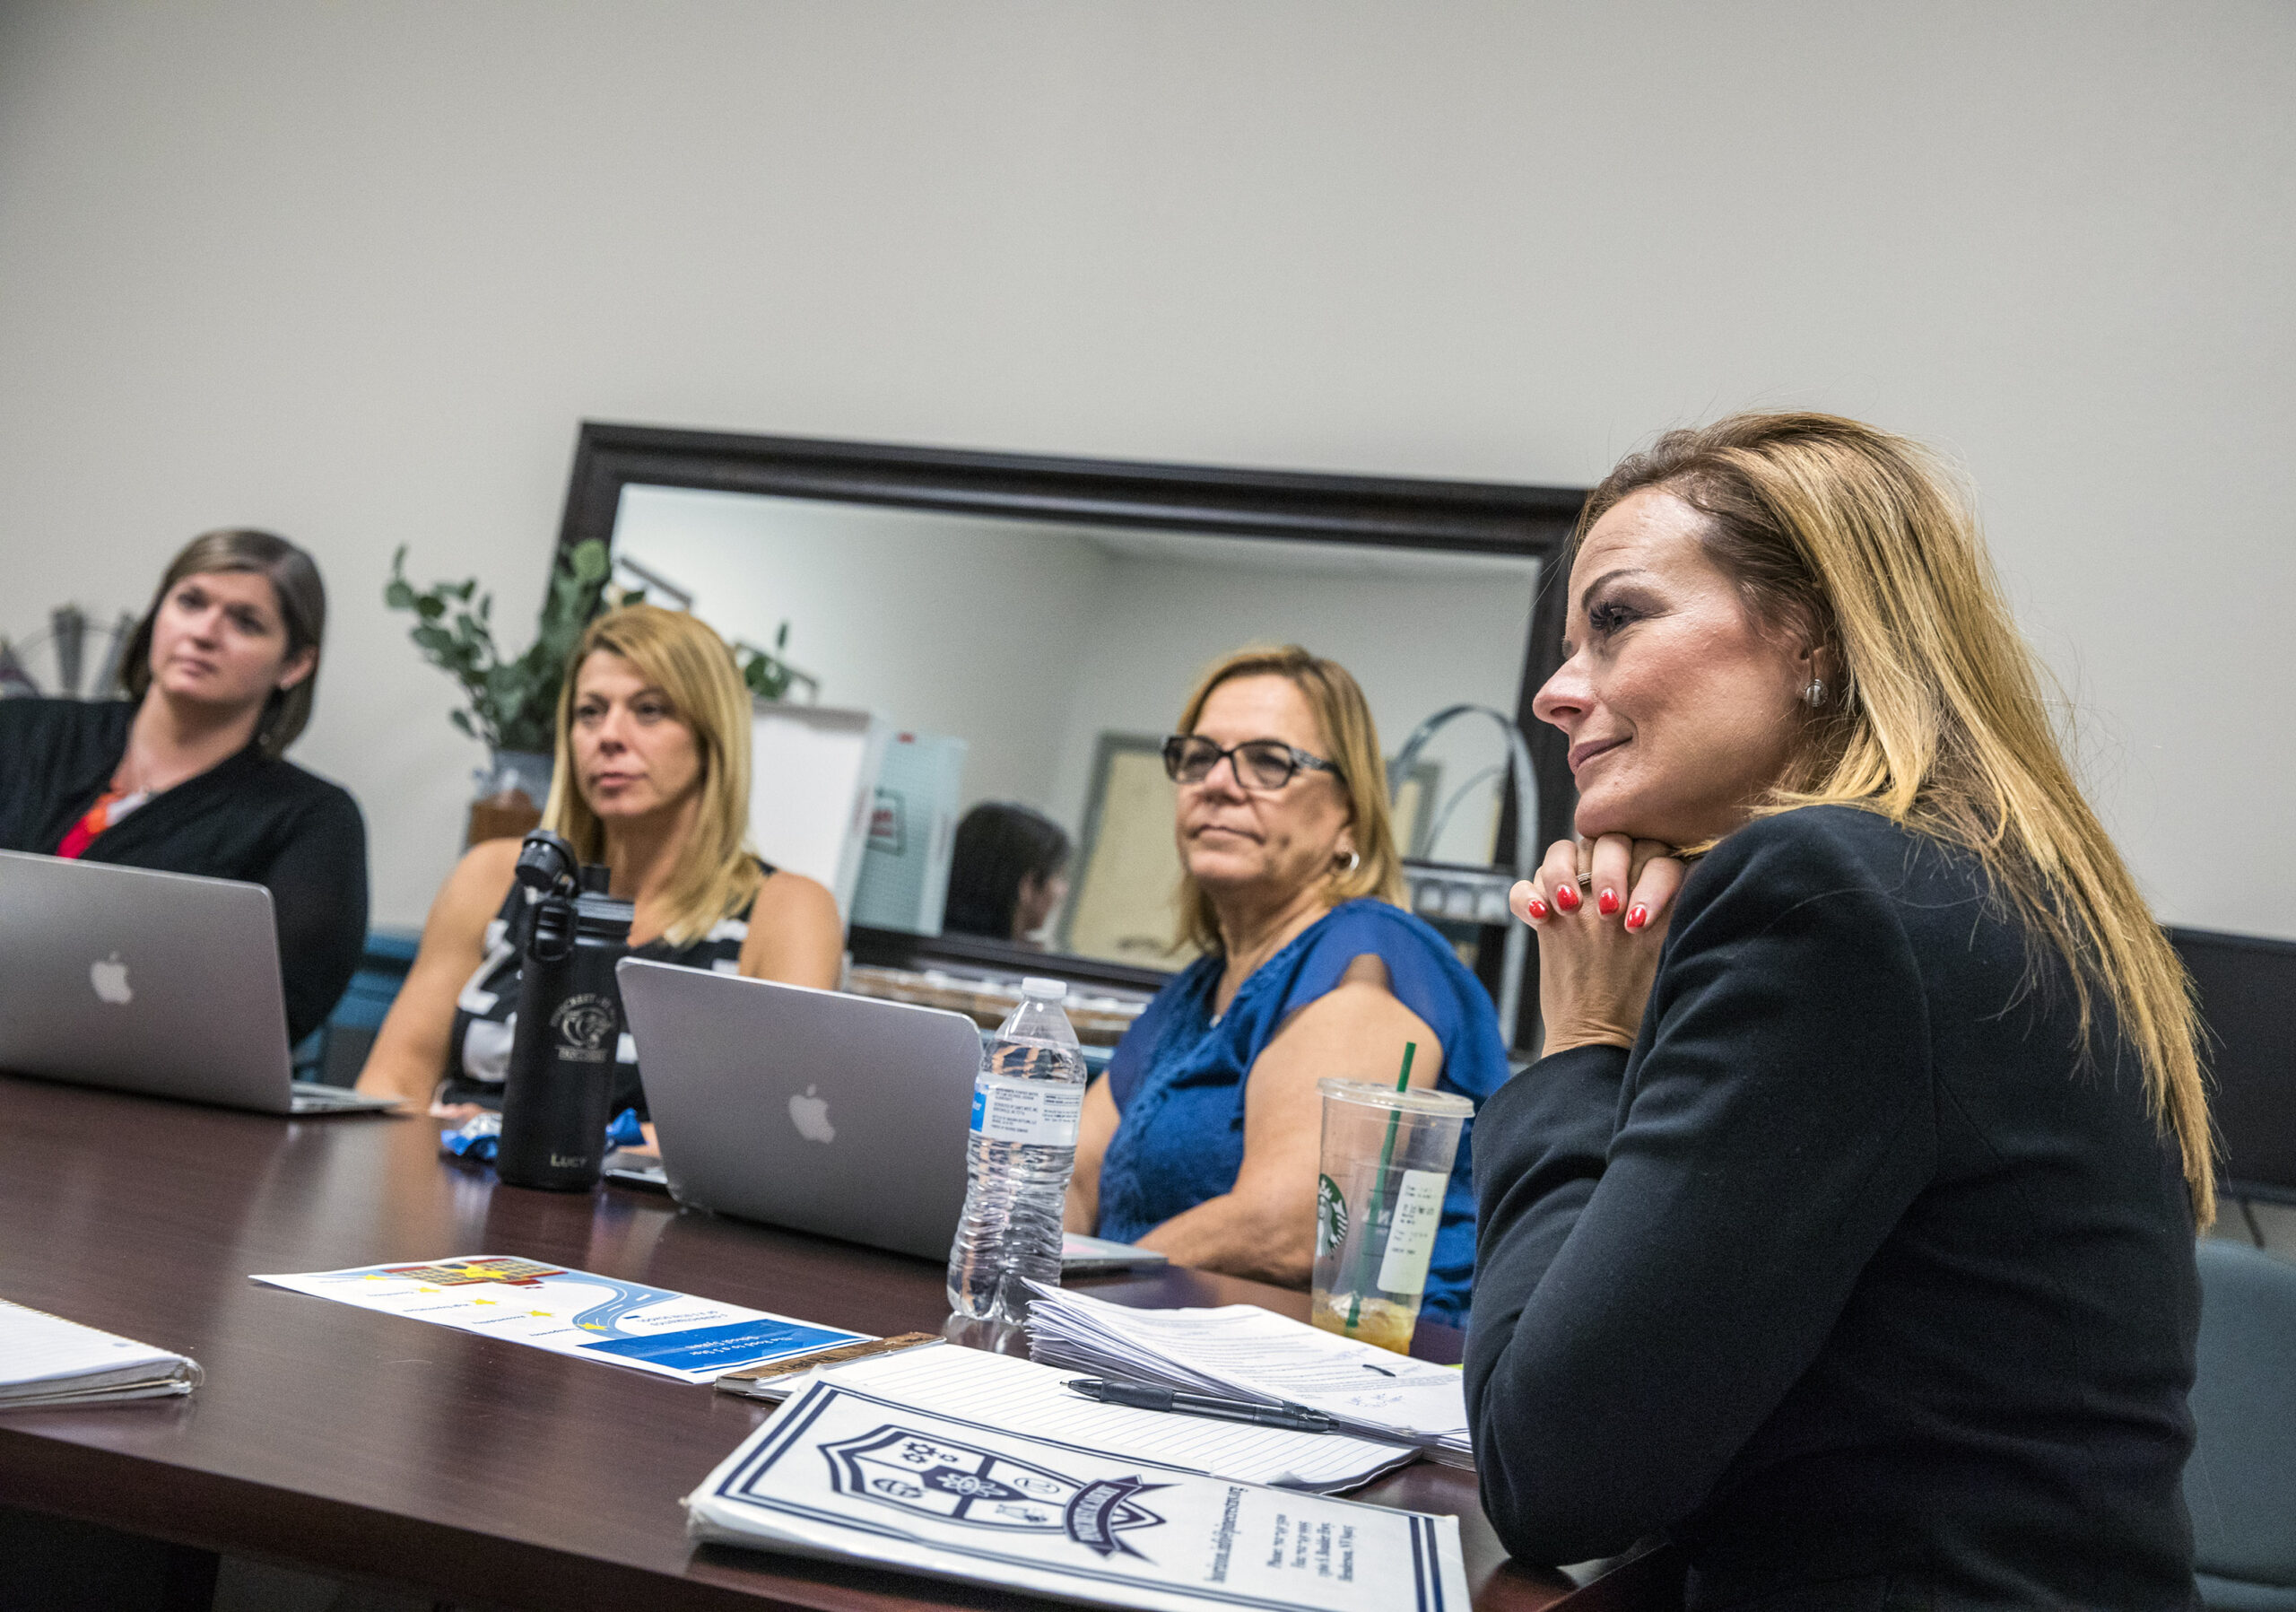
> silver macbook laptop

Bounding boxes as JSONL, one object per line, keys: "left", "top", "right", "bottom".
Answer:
{"left": 0, "top": 850, "right": 397, "bottom": 1115}
{"left": 618, "top": 957, "right": 987, "bottom": 1261}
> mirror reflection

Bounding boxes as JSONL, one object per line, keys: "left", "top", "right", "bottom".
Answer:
{"left": 608, "top": 485, "right": 1541, "bottom": 972}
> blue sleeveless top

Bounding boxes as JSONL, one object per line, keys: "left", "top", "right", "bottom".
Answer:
{"left": 1095, "top": 900, "right": 1509, "bottom": 1326}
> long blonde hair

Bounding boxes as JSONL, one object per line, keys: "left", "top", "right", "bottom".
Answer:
{"left": 1172, "top": 645, "right": 1406, "bottom": 954}
{"left": 541, "top": 605, "right": 762, "bottom": 946}
{"left": 1582, "top": 412, "right": 2213, "bottom": 1224}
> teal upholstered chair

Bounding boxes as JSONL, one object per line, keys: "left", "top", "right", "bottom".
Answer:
{"left": 2187, "top": 1236, "right": 2296, "bottom": 1610}
{"left": 294, "top": 929, "right": 420, "bottom": 1086}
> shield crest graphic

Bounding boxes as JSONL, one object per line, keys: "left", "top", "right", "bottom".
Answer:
{"left": 822, "top": 1425, "right": 1168, "bottom": 1557}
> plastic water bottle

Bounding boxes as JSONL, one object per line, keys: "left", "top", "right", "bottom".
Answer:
{"left": 946, "top": 976, "right": 1088, "bottom": 1322}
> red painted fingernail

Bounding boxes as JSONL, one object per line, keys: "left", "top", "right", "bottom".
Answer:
{"left": 1626, "top": 904, "right": 1648, "bottom": 931}
{"left": 1526, "top": 897, "right": 1549, "bottom": 921}
{"left": 1597, "top": 888, "right": 1620, "bottom": 916}
{"left": 1554, "top": 885, "right": 1580, "bottom": 912}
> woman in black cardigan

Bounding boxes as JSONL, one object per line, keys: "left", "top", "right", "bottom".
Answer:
{"left": 1470, "top": 414, "right": 2212, "bottom": 1608}
{"left": 0, "top": 530, "right": 366, "bottom": 1043}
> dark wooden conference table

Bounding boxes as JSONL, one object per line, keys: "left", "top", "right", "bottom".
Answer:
{"left": 0, "top": 1072, "right": 1657, "bottom": 1612}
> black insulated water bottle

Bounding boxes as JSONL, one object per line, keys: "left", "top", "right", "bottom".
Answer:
{"left": 494, "top": 831, "right": 633, "bottom": 1191}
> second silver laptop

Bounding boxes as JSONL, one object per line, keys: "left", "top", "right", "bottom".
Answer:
{"left": 617, "top": 958, "right": 986, "bottom": 1262}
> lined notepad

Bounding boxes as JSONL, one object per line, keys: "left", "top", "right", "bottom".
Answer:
{"left": 812, "top": 1338, "right": 1417, "bottom": 1493}
{"left": 0, "top": 1298, "right": 202, "bottom": 1408}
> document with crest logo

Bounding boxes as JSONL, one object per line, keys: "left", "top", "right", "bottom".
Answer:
{"left": 684, "top": 1378, "right": 1467, "bottom": 1610}
{"left": 251, "top": 1255, "right": 862, "bottom": 1384}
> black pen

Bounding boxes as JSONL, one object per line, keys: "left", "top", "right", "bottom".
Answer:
{"left": 1065, "top": 1377, "right": 1335, "bottom": 1433}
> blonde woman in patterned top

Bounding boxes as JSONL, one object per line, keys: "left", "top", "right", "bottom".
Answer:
{"left": 357, "top": 605, "right": 839, "bottom": 1117}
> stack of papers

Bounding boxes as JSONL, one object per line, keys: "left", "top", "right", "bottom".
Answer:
{"left": 1023, "top": 1285, "right": 1474, "bottom": 1468}
{"left": 1061, "top": 1232, "right": 1170, "bottom": 1273}
{"left": 0, "top": 1297, "right": 202, "bottom": 1408}
{"left": 684, "top": 1376, "right": 1469, "bottom": 1612}
{"left": 813, "top": 1337, "right": 1419, "bottom": 1493}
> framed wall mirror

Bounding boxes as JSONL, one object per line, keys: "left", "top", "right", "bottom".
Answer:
{"left": 555, "top": 423, "right": 1582, "bottom": 1048}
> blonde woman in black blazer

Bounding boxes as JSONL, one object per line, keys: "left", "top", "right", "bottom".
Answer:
{"left": 1470, "top": 414, "right": 2211, "bottom": 1609}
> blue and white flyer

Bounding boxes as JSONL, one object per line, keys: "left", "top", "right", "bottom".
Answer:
{"left": 251, "top": 1255, "right": 863, "bottom": 1384}
{"left": 684, "top": 1378, "right": 1468, "bottom": 1611}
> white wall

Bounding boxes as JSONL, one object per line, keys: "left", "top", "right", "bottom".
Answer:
{"left": 613, "top": 486, "right": 1113, "bottom": 814}
{"left": 1, "top": 2, "right": 2289, "bottom": 937}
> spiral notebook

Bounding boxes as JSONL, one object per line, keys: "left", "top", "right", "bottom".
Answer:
{"left": 0, "top": 1297, "right": 203, "bottom": 1408}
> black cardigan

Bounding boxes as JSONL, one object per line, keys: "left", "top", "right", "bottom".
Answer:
{"left": 0, "top": 699, "right": 369, "bottom": 1045}
{"left": 1465, "top": 806, "right": 2199, "bottom": 1609}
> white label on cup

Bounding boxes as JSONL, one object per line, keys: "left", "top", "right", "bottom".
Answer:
{"left": 1375, "top": 1170, "right": 1450, "bottom": 1296}
{"left": 970, "top": 1075, "right": 1083, "bottom": 1146}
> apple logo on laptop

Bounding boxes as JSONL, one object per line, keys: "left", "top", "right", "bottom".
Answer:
{"left": 90, "top": 953, "right": 133, "bottom": 1006}
{"left": 788, "top": 1085, "right": 835, "bottom": 1144}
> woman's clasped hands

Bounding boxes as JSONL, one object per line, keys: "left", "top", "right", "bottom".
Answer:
{"left": 1509, "top": 833, "right": 1685, "bottom": 1056}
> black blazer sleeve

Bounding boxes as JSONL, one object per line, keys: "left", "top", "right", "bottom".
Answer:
{"left": 1464, "top": 815, "right": 1937, "bottom": 1564}
{"left": 262, "top": 787, "right": 369, "bottom": 1046}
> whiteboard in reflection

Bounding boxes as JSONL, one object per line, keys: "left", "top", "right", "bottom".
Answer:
{"left": 750, "top": 702, "right": 890, "bottom": 919}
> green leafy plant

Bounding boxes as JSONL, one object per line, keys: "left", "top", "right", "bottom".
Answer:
{"left": 737, "top": 623, "right": 800, "bottom": 701}
{"left": 384, "top": 539, "right": 618, "bottom": 754}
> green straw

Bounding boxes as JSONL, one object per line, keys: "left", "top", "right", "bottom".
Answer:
{"left": 1346, "top": 1041, "right": 1416, "bottom": 1329}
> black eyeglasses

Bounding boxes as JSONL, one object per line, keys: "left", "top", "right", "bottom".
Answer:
{"left": 1161, "top": 735, "right": 1341, "bottom": 792}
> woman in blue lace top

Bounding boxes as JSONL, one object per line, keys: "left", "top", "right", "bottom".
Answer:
{"left": 1065, "top": 646, "right": 1509, "bottom": 1327}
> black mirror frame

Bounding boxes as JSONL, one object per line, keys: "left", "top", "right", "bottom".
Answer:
{"left": 553, "top": 420, "right": 1584, "bottom": 1033}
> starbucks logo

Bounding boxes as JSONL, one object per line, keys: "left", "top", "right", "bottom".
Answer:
{"left": 1317, "top": 1173, "right": 1350, "bottom": 1259}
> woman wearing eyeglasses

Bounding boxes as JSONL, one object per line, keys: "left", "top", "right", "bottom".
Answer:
{"left": 1065, "top": 645, "right": 1509, "bottom": 1326}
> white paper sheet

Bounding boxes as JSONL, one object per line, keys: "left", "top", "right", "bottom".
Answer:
{"left": 251, "top": 1254, "right": 863, "bottom": 1384}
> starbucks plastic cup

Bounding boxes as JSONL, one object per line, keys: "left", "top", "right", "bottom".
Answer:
{"left": 1311, "top": 1077, "right": 1474, "bottom": 1355}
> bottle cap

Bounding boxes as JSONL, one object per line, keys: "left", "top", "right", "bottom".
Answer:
{"left": 573, "top": 889, "right": 635, "bottom": 940}
{"left": 1020, "top": 976, "right": 1068, "bottom": 1001}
